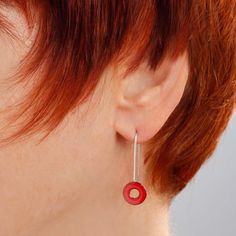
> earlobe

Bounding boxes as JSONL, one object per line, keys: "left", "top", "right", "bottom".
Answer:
{"left": 114, "top": 51, "right": 189, "bottom": 143}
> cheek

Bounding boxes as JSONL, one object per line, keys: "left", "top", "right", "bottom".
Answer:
{"left": 0, "top": 139, "right": 85, "bottom": 235}
{"left": 0, "top": 58, "right": 119, "bottom": 235}
{"left": 0, "top": 100, "right": 114, "bottom": 235}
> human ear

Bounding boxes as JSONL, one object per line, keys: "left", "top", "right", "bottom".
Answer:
{"left": 113, "top": 50, "right": 189, "bottom": 143}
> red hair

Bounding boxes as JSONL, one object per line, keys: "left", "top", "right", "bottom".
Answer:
{"left": 0, "top": 0, "right": 235, "bottom": 198}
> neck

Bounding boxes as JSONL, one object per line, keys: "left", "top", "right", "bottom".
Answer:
{"left": 32, "top": 189, "right": 170, "bottom": 236}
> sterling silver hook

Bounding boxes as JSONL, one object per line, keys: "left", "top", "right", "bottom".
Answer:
{"left": 133, "top": 131, "right": 140, "bottom": 182}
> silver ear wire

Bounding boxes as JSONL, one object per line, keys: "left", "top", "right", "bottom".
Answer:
{"left": 133, "top": 131, "right": 140, "bottom": 182}
{"left": 123, "top": 130, "right": 147, "bottom": 205}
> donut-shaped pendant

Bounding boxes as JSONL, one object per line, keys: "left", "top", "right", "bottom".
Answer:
{"left": 123, "top": 181, "right": 147, "bottom": 205}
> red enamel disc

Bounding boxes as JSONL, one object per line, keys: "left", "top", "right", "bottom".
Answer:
{"left": 123, "top": 181, "right": 147, "bottom": 205}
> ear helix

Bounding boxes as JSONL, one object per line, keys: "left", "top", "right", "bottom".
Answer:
{"left": 123, "top": 131, "right": 147, "bottom": 205}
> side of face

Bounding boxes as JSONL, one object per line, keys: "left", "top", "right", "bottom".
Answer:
{"left": 0, "top": 8, "right": 125, "bottom": 234}
{"left": 0, "top": 6, "right": 189, "bottom": 235}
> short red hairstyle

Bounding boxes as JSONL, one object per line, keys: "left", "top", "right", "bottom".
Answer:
{"left": 0, "top": 1, "right": 235, "bottom": 198}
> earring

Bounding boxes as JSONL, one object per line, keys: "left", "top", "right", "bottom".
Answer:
{"left": 123, "top": 131, "right": 147, "bottom": 205}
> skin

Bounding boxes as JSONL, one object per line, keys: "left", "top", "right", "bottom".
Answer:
{"left": 0, "top": 6, "right": 189, "bottom": 236}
